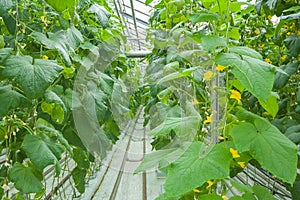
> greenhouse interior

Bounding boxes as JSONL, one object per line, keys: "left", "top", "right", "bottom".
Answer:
{"left": 0, "top": 0, "right": 299, "bottom": 199}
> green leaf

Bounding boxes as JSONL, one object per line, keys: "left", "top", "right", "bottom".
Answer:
{"left": 283, "top": 5, "right": 300, "bottom": 12}
{"left": 285, "top": 125, "right": 300, "bottom": 144}
{"left": 189, "top": 13, "right": 219, "bottom": 24}
{"left": 252, "top": 185, "right": 277, "bottom": 200}
{"left": 22, "top": 134, "right": 62, "bottom": 175}
{"left": 0, "top": 35, "right": 5, "bottom": 49}
{"left": 149, "top": 115, "right": 200, "bottom": 137}
{"left": 163, "top": 61, "right": 180, "bottom": 76}
{"left": 164, "top": 142, "right": 232, "bottom": 197}
{"left": 229, "top": 197, "right": 244, "bottom": 200}
{"left": 0, "top": 0, "right": 13, "bottom": 16}
{"left": 229, "top": 46, "right": 263, "bottom": 60}
{"left": 284, "top": 35, "right": 300, "bottom": 57}
{"left": 230, "top": 2, "right": 246, "bottom": 12}
{"left": 242, "top": 192, "right": 256, "bottom": 200}
{"left": 134, "top": 147, "right": 187, "bottom": 174}
{"left": 215, "top": 53, "right": 275, "bottom": 103}
{"left": 145, "top": 0, "right": 154, "bottom": 5}
{"left": 228, "top": 27, "right": 240, "bottom": 40}
{"left": 229, "top": 180, "right": 253, "bottom": 193}
{"left": 31, "top": 26, "right": 83, "bottom": 66}
{"left": 0, "top": 85, "right": 28, "bottom": 118}
{"left": 198, "top": 194, "right": 223, "bottom": 200}
{"left": 201, "top": 35, "right": 227, "bottom": 51}
{"left": 9, "top": 163, "right": 43, "bottom": 194}
{"left": 258, "top": 92, "right": 278, "bottom": 118}
{"left": 73, "top": 147, "right": 90, "bottom": 169}
{"left": 71, "top": 166, "right": 87, "bottom": 193}
{"left": 37, "top": 121, "right": 73, "bottom": 156}
{"left": 157, "top": 67, "right": 198, "bottom": 84}
{"left": 0, "top": 48, "right": 13, "bottom": 65}
{"left": 45, "top": 0, "right": 77, "bottom": 14}
{"left": 41, "top": 90, "right": 67, "bottom": 124}
{"left": 87, "top": 3, "right": 111, "bottom": 28}
{"left": 274, "top": 62, "right": 299, "bottom": 89}
{"left": 230, "top": 118, "right": 298, "bottom": 184}
{"left": 2, "top": 13, "right": 16, "bottom": 34}
{"left": 3, "top": 56, "right": 63, "bottom": 99}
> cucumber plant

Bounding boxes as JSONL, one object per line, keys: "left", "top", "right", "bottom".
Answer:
{"left": 136, "top": 0, "right": 300, "bottom": 199}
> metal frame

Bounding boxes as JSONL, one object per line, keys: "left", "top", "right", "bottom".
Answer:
{"left": 113, "top": 0, "right": 152, "bottom": 51}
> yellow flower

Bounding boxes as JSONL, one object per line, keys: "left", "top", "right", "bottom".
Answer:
{"left": 230, "top": 148, "right": 240, "bottom": 158}
{"left": 281, "top": 55, "right": 287, "bottom": 60}
{"left": 222, "top": 196, "right": 228, "bottom": 200}
{"left": 193, "top": 189, "right": 200, "bottom": 193}
{"left": 254, "top": 29, "right": 260, "bottom": 35}
{"left": 230, "top": 89, "right": 241, "bottom": 104}
{"left": 206, "top": 180, "right": 213, "bottom": 189}
{"left": 238, "top": 162, "right": 245, "bottom": 168}
{"left": 258, "top": 44, "right": 264, "bottom": 49}
{"left": 267, "top": 15, "right": 272, "bottom": 20}
{"left": 287, "top": 32, "right": 291, "bottom": 35}
{"left": 218, "top": 136, "right": 225, "bottom": 141}
{"left": 297, "top": 30, "right": 300, "bottom": 36}
{"left": 216, "top": 64, "right": 227, "bottom": 72}
{"left": 42, "top": 55, "right": 49, "bottom": 60}
{"left": 283, "top": 25, "right": 288, "bottom": 29}
{"left": 4, "top": 135, "right": 8, "bottom": 140}
{"left": 192, "top": 98, "right": 199, "bottom": 105}
{"left": 203, "top": 70, "right": 214, "bottom": 81}
{"left": 43, "top": 26, "right": 47, "bottom": 30}
{"left": 204, "top": 115, "right": 212, "bottom": 124}
{"left": 40, "top": 16, "right": 46, "bottom": 23}
{"left": 265, "top": 58, "right": 272, "bottom": 64}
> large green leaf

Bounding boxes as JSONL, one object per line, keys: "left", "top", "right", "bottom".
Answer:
{"left": 45, "top": 0, "right": 77, "bottom": 14}
{"left": 149, "top": 116, "right": 200, "bottom": 137}
{"left": 284, "top": 35, "right": 300, "bottom": 57}
{"left": 274, "top": 62, "right": 299, "bottom": 89}
{"left": 87, "top": 3, "right": 111, "bottom": 28}
{"left": 22, "top": 134, "right": 63, "bottom": 176}
{"left": 229, "top": 46, "right": 262, "bottom": 60}
{"left": 31, "top": 26, "right": 83, "bottom": 66}
{"left": 201, "top": 35, "right": 227, "bottom": 51}
{"left": 9, "top": 163, "right": 43, "bottom": 194}
{"left": 134, "top": 146, "right": 187, "bottom": 174}
{"left": 164, "top": 142, "right": 232, "bottom": 197}
{"left": 230, "top": 118, "right": 297, "bottom": 184}
{"left": 2, "top": 56, "right": 63, "bottom": 98}
{"left": 0, "top": 85, "right": 28, "bottom": 117}
{"left": 215, "top": 53, "right": 275, "bottom": 103}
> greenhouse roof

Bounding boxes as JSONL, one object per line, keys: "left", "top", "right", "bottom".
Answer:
{"left": 113, "top": 0, "right": 153, "bottom": 51}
